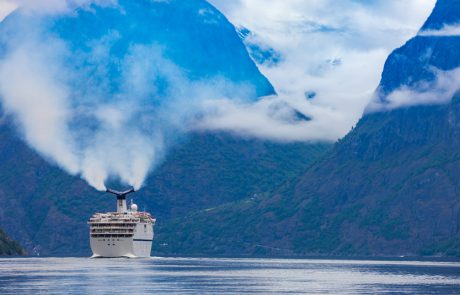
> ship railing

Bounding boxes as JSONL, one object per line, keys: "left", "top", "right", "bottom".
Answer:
{"left": 87, "top": 222, "right": 138, "bottom": 226}
{"left": 90, "top": 226, "right": 135, "bottom": 230}
{"left": 88, "top": 222, "right": 137, "bottom": 225}
{"left": 88, "top": 219, "right": 140, "bottom": 223}
{"left": 136, "top": 212, "right": 154, "bottom": 218}
{"left": 90, "top": 233, "right": 134, "bottom": 238}
{"left": 91, "top": 229, "right": 134, "bottom": 233}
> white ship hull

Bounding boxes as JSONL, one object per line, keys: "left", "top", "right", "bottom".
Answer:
{"left": 90, "top": 223, "right": 153, "bottom": 258}
{"left": 90, "top": 239, "right": 153, "bottom": 258}
{"left": 88, "top": 206, "right": 156, "bottom": 258}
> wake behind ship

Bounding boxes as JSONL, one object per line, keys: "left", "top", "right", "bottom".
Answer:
{"left": 88, "top": 188, "right": 156, "bottom": 258}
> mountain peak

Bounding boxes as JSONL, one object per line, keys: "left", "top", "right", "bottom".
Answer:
{"left": 374, "top": 0, "right": 460, "bottom": 101}
{"left": 421, "top": 0, "right": 460, "bottom": 31}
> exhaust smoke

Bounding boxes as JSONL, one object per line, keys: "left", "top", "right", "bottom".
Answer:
{"left": 0, "top": 1, "right": 257, "bottom": 191}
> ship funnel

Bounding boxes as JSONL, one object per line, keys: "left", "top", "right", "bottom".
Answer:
{"left": 106, "top": 187, "right": 135, "bottom": 213}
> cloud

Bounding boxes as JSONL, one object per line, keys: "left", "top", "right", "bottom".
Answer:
{"left": 206, "top": 0, "right": 436, "bottom": 140}
{"left": 366, "top": 67, "right": 460, "bottom": 112}
{"left": 0, "top": 0, "right": 440, "bottom": 190}
{"left": 0, "top": 1, "right": 17, "bottom": 21}
{"left": 194, "top": 97, "right": 344, "bottom": 142}
{"left": 419, "top": 23, "right": 460, "bottom": 37}
{"left": 1, "top": 0, "right": 438, "bottom": 143}
{"left": 0, "top": 4, "right": 254, "bottom": 191}
{"left": 0, "top": 36, "right": 79, "bottom": 174}
{"left": 195, "top": 49, "right": 389, "bottom": 142}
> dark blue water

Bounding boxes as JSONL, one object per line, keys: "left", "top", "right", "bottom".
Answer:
{"left": 0, "top": 257, "right": 459, "bottom": 294}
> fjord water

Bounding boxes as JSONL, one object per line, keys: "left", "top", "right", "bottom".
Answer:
{"left": 0, "top": 258, "right": 459, "bottom": 294}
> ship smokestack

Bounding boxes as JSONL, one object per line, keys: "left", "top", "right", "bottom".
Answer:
{"left": 106, "top": 188, "right": 135, "bottom": 213}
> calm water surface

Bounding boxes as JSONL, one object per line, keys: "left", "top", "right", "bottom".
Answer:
{"left": 0, "top": 257, "right": 459, "bottom": 294}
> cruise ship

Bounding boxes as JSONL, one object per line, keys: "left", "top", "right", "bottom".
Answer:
{"left": 88, "top": 188, "right": 156, "bottom": 258}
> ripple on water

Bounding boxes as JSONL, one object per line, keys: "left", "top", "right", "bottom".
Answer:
{"left": 0, "top": 257, "right": 459, "bottom": 294}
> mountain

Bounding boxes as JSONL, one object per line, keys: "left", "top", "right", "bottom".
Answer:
{"left": 0, "top": 229, "right": 24, "bottom": 256}
{"left": 0, "top": 116, "right": 330, "bottom": 255}
{"left": 0, "top": 118, "right": 99, "bottom": 255}
{"left": 138, "top": 134, "right": 329, "bottom": 221}
{"left": 421, "top": 0, "right": 460, "bottom": 31}
{"left": 157, "top": 102, "right": 460, "bottom": 257}
{"left": 0, "top": 0, "right": 305, "bottom": 256}
{"left": 3, "top": 0, "right": 458, "bottom": 258}
{"left": 378, "top": 0, "right": 460, "bottom": 96}
{"left": 1, "top": 0, "right": 274, "bottom": 98}
{"left": 155, "top": 0, "right": 460, "bottom": 257}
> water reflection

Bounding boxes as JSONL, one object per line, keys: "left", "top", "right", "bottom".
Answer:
{"left": 0, "top": 257, "right": 459, "bottom": 294}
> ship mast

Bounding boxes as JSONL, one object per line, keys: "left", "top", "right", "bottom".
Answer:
{"left": 106, "top": 188, "right": 135, "bottom": 213}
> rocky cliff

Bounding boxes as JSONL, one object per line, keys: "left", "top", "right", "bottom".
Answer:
{"left": 156, "top": 0, "right": 460, "bottom": 257}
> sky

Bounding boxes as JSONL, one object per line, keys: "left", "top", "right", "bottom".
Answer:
{"left": 201, "top": 0, "right": 436, "bottom": 141}
{"left": 0, "top": 0, "right": 16, "bottom": 18}
{"left": 0, "top": 0, "right": 436, "bottom": 142}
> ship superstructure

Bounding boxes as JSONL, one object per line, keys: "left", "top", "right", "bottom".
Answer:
{"left": 88, "top": 188, "right": 156, "bottom": 258}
